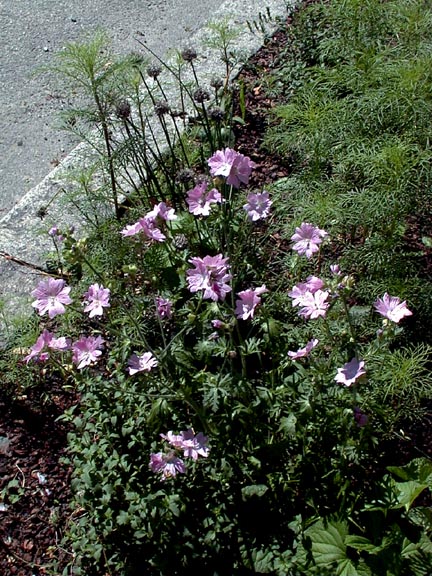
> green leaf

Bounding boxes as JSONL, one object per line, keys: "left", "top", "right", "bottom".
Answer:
{"left": 391, "top": 480, "right": 429, "bottom": 512}
{"left": 241, "top": 484, "right": 269, "bottom": 499}
{"left": 345, "top": 536, "right": 377, "bottom": 553}
{"left": 278, "top": 414, "right": 297, "bottom": 438}
{"left": 388, "top": 457, "right": 432, "bottom": 485}
{"left": 306, "top": 519, "right": 348, "bottom": 565}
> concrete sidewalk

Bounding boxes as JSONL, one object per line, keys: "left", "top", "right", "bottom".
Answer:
{"left": 0, "top": 0, "right": 288, "bottom": 327}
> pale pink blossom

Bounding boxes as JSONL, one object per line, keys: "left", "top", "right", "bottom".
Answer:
{"left": 291, "top": 222, "right": 328, "bottom": 258}
{"left": 288, "top": 338, "right": 319, "bottom": 360}
{"left": 146, "top": 201, "right": 177, "bottom": 221}
{"left": 161, "top": 429, "right": 210, "bottom": 460}
{"left": 178, "top": 430, "right": 209, "bottom": 460}
{"left": 186, "top": 182, "right": 221, "bottom": 216}
{"left": 120, "top": 216, "right": 166, "bottom": 242}
{"left": 149, "top": 452, "right": 186, "bottom": 480}
{"left": 235, "top": 285, "right": 268, "bottom": 320}
{"left": 243, "top": 191, "right": 272, "bottom": 221}
{"left": 186, "top": 254, "right": 232, "bottom": 301}
{"left": 374, "top": 293, "right": 412, "bottom": 323}
{"left": 24, "top": 329, "right": 70, "bottom": 364}
{"left": 83, "top": 283, "right": 111, "bottom": 318}
{"left": 31, "top": 278, "right": 72, "bottom": 319}
{"left": 298, "top": 290, "right": 330, "bottom": 319}
{"left": 335, "top": 357, "right": 366, "bottom": 387}
{"left": 127, "top": 352, "right": 158, "bottom": 375}
{"left": 289, "top": 277, "right": 324, "bottom": 307}
{"left": 208, "top": 147, "right": 256, "bottom": 188}
{"left": 72, "top": 335, "right": 105, "bottom": 370}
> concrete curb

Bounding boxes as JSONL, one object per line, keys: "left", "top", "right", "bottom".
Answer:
{"left": 0, "top": 0, "right": 289, "bottom": 324}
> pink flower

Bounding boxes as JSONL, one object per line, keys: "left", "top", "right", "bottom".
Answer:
{"left": 120, "top": 216, "right": 166, "bottom": 242}
{"left": 156, "top": 297, "right": 172, "bottom": 319}
{"left": 243, "top": 191, "right": 272, "bottom": 221}
{"left": 335, "top": 357, "right": 366, "bottom": 387}
{"left": 24, "top": 329, "right": 70, "bottom": 364}
{"left": 186, "top": 182, "right": 222, "bottom": 216}
{"left": 235, "top": 284, "right": 268, "bottom": 320}
{"left": 186, "top": 254, "right": 232, "bottom": 301}
{"left": 146, "top": 201, "right": 177, "bottom": 221}
{"left": 330, "top": 264, "right": 341, "bottom": 276}
{"left": 48, "top": 226, "right": 64, "bottom": 242}
{"left": 83, "top": 283, "right": 111, "bottom": 318}
{"left": 178, "top": 430, "right": 209, "bottom": 460}
{"left": 149, "top": 452, "right": 186, "bottom": 480}
{"left": 374, "top": 293, "right": 413, "bottom": 323}
{"left": 289, "top": 277, "right": 325, "bottom": 307}
{"left": 31, "top": 278, "right": 73, "bottom": 319}
{"left": 208, "top": 147, "right": 256, "bottom": 188}
{"left": 291, "top": 222, "right": 328, "bottom": 258}
{"left": 127, "top": 352, "right": 158, "bottom": 375}
{"left": 72, "top": 335, "right": 105, "bottom": 370}
{"left": 160, "top": 431, "right": 184, "bottom": 448}
{"left": 211, "top": 319, "right": 224, "bottom": 329}
{"left": 298, "top": 289, "right": 330, "bottom": 319}
{"left": 161, "top": 429, "right": 210, "bottom": 460}
{"left": 288, "top": 338, "right": 319, "bottom": 360}
{"left": 121, "top": 221, "right": 143, "bottom": 237}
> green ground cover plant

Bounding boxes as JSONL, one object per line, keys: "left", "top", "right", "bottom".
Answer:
{"left": 2, "top": 0, "right": 432, "bottom": 574}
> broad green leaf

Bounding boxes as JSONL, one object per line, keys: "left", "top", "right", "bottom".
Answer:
{"left": 392, "top": 480, "right": 428, "bottom": 511}
{"left": 306, "top": 519, "right": 348, "bottom": 565}
{"left": 345, "top": 535, "right": 378, "bottom": 553}
{"left": 241, "top": 484, "right": 269, "bottom": 499}
{"left": 278, "top": 413, "right": 297, "bottom": 438}
{"left": 388, "top": 457, "right": 432, "bottom": 485}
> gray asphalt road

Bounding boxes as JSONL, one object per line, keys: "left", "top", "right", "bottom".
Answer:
{"left": 0, "top": 0, "right": 221, "bottom": 214}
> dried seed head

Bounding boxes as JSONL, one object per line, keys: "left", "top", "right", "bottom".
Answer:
{"left": 175, "top": 168, "right": 195, "bottom": 185}
{"left": 209, "top": 106, "right": 225, "bottom": 122}
{"left": 181, "top": 47, "right": 198, "bottom": 62}
{"left": 193, "top": 87, "right": 210, "bottom": 103}
{"left": 210, "top": 77, "right": 224, "bottom": 90}
{"left": 116, "top": 100, "right": 131, "bottom": 120}
{"left": 154, "top": 100, "right": 171, "bottom": 116}
{"left": 147, "top": 63, "right": 162, "bottom": 79}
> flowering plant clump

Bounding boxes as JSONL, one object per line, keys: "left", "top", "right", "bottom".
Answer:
{"left": 19, "top": 32, "right": 432, "bottom": 571}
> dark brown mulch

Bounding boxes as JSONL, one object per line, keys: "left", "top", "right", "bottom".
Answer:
{"left": 0, "top": 381, "right": 77, "bottom": 575}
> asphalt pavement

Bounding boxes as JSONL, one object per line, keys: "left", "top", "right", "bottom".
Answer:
{"left": 0, "top": 0, "right": 224, "bottom": 214}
